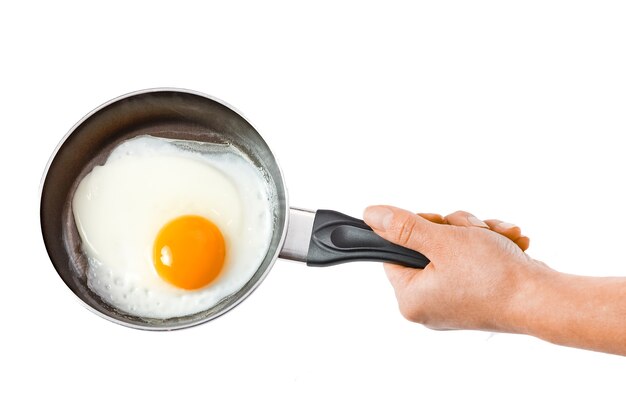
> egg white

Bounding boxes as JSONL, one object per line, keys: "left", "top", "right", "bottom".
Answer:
{"left": 72, "top": 135, "right": 274, "bottom": 319}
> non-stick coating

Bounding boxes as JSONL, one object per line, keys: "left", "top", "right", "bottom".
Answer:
{"left": 40, "top": 89, "right": 288, "bottom": 330}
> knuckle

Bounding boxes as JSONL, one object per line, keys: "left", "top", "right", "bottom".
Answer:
{"left": 394, "top": 215, "right": 418, "bottom": 247}
{"left": 448, "top": 210, "right": 470, "bottom": 220}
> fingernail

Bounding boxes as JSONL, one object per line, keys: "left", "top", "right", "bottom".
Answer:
{"left": 499, "top": 222, "right": 517, "bottom": 229}
{"left": 468, "top": 216, "right": 489, "bottom": 228}
{"left": 364, "top": 206, "right": 393, "bottom": 230}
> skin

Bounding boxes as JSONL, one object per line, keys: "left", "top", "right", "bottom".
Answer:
{"left": 363, "top": 205, "right": 626, "bottom": 356}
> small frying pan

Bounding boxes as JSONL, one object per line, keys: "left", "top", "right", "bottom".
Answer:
{"left": 40, "top": 88, "right": 429, "bottom": 330}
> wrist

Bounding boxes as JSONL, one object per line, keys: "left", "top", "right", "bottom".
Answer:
{"left": 504, "top": 260, "right": 561, "bottom": 336}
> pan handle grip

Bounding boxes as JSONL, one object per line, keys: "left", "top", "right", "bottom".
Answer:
{"left": 306, "top": 210, "right": 430, "bottom": 268}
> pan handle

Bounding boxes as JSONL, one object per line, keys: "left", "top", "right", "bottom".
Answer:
{"left": 279, "top": 208, "right": 430, "bottom": 269}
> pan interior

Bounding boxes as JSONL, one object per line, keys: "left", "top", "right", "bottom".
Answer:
{"left": 41, "top": 90, "right": 287, "bottom": 330}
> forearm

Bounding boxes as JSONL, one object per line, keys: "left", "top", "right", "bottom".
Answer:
{"left": 510, "top": 265, "right": 626, "bottom": 355}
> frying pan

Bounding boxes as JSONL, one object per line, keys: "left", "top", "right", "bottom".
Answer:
{"left": 40, "top": 88, "right": 429, "bottom": 330}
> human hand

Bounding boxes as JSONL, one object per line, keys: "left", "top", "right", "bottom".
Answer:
{"left": 364, "top": 205, "right": 547, "bottom": 332}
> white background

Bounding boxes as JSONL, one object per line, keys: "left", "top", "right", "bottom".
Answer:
{"left": 2, "top": 1, "right": 626, "bottom": 416}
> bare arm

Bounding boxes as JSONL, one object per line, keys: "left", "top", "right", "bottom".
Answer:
{"left": 364, "top": 205, "right": 626, "bottom": 356}
{"left": 513, "top": 270, "right": 626, "bottom": 355}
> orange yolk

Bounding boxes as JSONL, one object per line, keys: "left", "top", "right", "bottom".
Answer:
{"left": 153, "top": 215, "right": 226, "bottom": 290}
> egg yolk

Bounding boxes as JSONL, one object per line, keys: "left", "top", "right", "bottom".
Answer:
{"left": 153, "top": 215, "right": 226, "bottom": 290}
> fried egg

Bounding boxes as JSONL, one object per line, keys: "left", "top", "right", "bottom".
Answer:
{"left": 72, "top": 135, "right": 274, "bottom": 319}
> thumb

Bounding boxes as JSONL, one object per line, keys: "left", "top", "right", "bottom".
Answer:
{"left": 363, "top": 205, "right": 444, "bottom": 256}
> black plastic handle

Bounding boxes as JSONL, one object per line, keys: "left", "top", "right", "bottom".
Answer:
{"left": 306, "top": 210, "right": 430, "bottom": 268}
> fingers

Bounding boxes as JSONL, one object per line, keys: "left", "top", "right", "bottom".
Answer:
{"left": 484, "top": 219, "right": 522, "bottom": 240}
{"left": 515, "top": 236, "right": 530, "bottom": 251}
{"left": 444, "top": 210, "right": 489, "bottom": 228}
{"left": 366, "top": 206, "right": 531, "bottom": 254}
{"left": 364, "top": 205, "right": 445, "bottom": 255}
{"left": 484, "top": 219, "right": 530, "bottom": 251}
{"left": 420, "top": 210, "right": 530, "bottom": 251}
{"left": 418, "top": 213, "right": 446, "bottom": 224}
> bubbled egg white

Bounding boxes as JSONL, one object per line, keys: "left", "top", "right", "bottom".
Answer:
{"left": 72, "top": 135, "right": 275, "bottom": 319}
